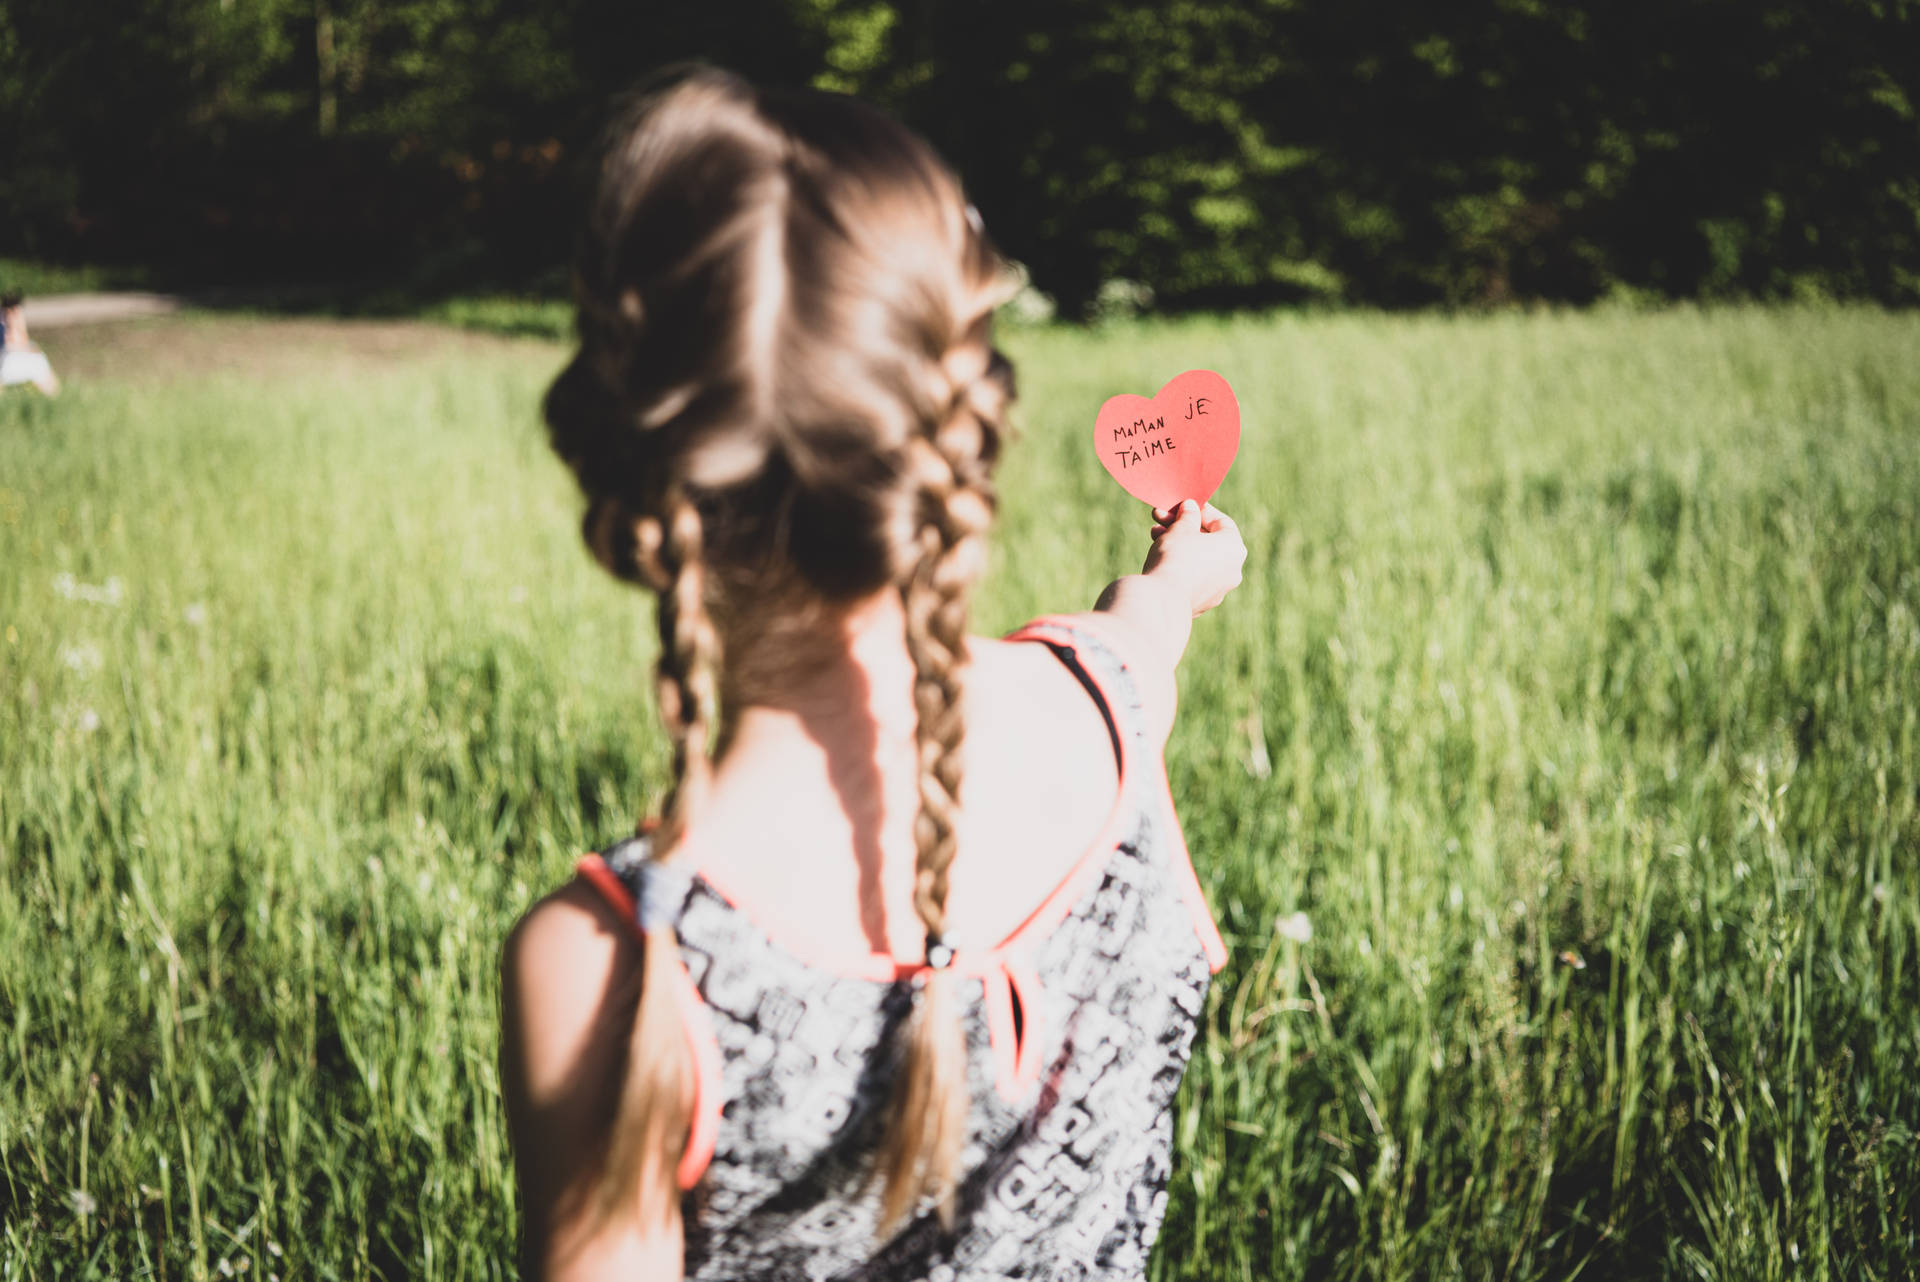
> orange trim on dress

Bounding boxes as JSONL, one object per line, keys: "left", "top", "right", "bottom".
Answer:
{"left": 1001, "top": 952, "right": 1048, "bottom": 1095}
{"left": 981, "top": 965, "right": 1020, "bottom": 1099}
{"left": 1149, "top": 752, "right": 1229, "bottom": 971}
{"left": 572, "top": 855, "right": 724, "bottom": 1192}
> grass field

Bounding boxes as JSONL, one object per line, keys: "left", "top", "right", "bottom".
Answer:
{"left": 3, "top": 304, "right": 1918, "bottom": 1280}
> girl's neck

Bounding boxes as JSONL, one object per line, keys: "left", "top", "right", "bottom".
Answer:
{"left": 701, "top": 589, "right": 927, "bottom": 959}
{"left": 723, "top": 589, "right": 920, "bottom": 754}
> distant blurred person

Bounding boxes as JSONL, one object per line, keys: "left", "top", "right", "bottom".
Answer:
{"left": 1, "top": 291, "right": 62, "bottom": 396}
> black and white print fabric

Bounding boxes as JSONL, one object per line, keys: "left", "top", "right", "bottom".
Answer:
{"left": 600, "top": 625, "right": 1217, "bottom": 1281}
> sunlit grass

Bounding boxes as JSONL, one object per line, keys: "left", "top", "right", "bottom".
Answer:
{"left": 3, "top": 305, "right": 1916, "bottom": 1279}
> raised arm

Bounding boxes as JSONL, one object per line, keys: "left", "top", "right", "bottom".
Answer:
{"left": 1088, "top": 500, "right": 1247, "bottom": 745}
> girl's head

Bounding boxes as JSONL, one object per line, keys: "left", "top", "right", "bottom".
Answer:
{"left": 544, "top": 66, "right": 1014, "bottom": 1233}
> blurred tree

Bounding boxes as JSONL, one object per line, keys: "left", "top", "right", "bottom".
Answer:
{"left": 0, "top": 0, "right": 1913, "bottom": 307}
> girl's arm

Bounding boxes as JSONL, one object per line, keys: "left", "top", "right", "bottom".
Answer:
{"left": 1089, "top": 500, "right": 1246, "bottom": 745}
{"left": 501, "top": 883, "right": 686, "bottom": 1281}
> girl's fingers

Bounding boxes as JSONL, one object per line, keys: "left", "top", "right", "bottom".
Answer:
{"left": 1151, "top": 500, "right": 1205, "bottom": 537}
{"left": 1199, "top": 503, "right": 1237, "bottom": 535}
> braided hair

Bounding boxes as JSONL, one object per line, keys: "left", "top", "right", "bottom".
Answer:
{"left": 543, "top": 66, "right": 1014, "bottom": 1236}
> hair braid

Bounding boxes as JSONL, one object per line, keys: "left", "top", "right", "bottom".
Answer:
{"left": 877, "top": 368, "right": 1001, "bottom": 1234}
{"left": 647, "top": 494, "right": 722, "bottom": 848}
{"left": 599, "top": 491, "right": 721, "bottom": 1231}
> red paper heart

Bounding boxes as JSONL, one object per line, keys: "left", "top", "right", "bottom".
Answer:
{"left": 1093, "top": 369, "right": 1240, "bottom": 509}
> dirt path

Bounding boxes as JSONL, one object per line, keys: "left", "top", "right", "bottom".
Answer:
{"left": 25, "top": 305, "right": 559, "bottom": 387}
{"left": 22, "top": 292, "right": 183, "bottom": 327}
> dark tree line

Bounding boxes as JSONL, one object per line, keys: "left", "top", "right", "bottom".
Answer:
{"left": 2, "top": 0, "right": 1915, "bottom": 313}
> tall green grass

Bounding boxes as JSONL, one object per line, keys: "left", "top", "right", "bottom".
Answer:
{"left": 3, "top": 306, "right": 1916, "bottom": 1279}
{"left": 0, "top": 259, "right": 151, "bottom": 297}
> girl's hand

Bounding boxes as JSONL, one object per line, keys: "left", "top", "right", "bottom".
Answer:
{"left": 1143, "top": 500, "right": 1246, "bottom": 616}
{"left": 1088, "top": 499, "right": 1247, "bottom": 743}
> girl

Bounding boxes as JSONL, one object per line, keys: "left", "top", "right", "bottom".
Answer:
{"left": 501, "top": 66, "right": 1246, "bottom": 1281}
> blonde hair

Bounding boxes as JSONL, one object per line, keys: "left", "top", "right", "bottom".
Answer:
{"left": 544, "top": 66, "right": 1014, "bottom": 1236}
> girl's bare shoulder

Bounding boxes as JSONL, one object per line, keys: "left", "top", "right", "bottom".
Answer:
{"left": 948, "top": 634, "right": 1123, "bottom": 937}
{"left": 966, "top": 632, "right": 1116, "bottom": 753}
{"left": 967, "top": 614, "right": 1158, "bottom": 754}
{"left": 501, "top": 879, "right": 640, "bottom": 1091}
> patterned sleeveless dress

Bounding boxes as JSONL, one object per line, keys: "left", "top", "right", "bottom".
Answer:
{"left": 576, "top": 616, "right": 1228, "bottom": 1281}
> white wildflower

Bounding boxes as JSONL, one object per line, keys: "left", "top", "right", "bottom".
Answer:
{"left": 59, "top": 642, "right": 103, "bottom": 673}
{"left": 183, "top": 602, "right": 208, "bottom": 627}
{"left": 77, "top": 708, "right": 101, "bottom": 733}
{"left": 67, "top": 1188, "right": 97, "bottom": 1216}
{"left": 1275, "top": 911, "right": 1314, "bottom": 944}
{"left": 52, "top": 573, "right": 123, "bottom": 606}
